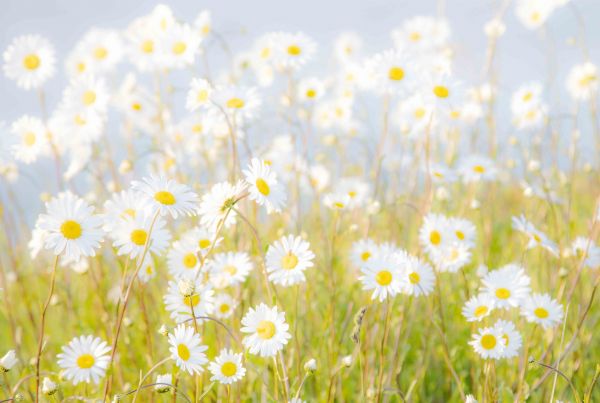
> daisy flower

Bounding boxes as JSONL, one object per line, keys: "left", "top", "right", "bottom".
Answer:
{"left": 365, "top": 49, "right": 417, "bottom": 95}
{"left": 56, "top": 335, "right": 111, "bottom": 385}
{"left": 36, "top": 192, "right": 104, "bottom": 261}
{"left": 199, "top": 181, "right": 247, "bottom": 230}
{"left": 335, "top": 177, "right": 370, "bottom": 209}
{"left": 194, "top": 10, "right": 212, "bottom": 38}
{"left": 208, "top": 349, "right": 246, "bottom": 385}
{"left": 419, "top": 213, "right": 449, "bottom": 255}
{"left": 481, "top": 264, "right": 531, "bottom": 309}
{"left": 350, "top": 239, "right": 378, "bottom": 268}
{"left": 510, "top": 82, "right": 543, "bottom": 114}
{"left": 137, "top": 255, "right": 156, "bottom": 283}
{"left": 297, "top": 77, "right": 325, "bottom": 102}
{"left": 333, "top": 31, "right": 363, "bottom": 62}
{"left": 458, "top": 155, "right": 497, "bottom": 183}
{"left": 271, "top": 31, "right": 317, "bottom": 69}
{"left": 154, "top": 373, "right": 173, "bottom": 393}
{"left": 208, "top": 252, "right": 253, "bottom": 288}
{"left": 401, "top": 255, "right": 435, "bottom": 296}
{"left": 76, "top": 28, "right": 124, "bottom": 74}
{"left": 494, "top": 320, "right": 522, "bottom": 358}
{"left": 167, "top": 239, "right": 201, "bottom": 279}
{"left": 462, "top": 293, "right": 495, "bottom": 322}
{"left": 241, "top": 303, "right": 291, "bottom": 357}
{"left": 3, "top": 35, "right": 56, "bottom": 90}
{"left": 213, "top": 293, "right": 237, "bottom": 319}
{"left": 391, "top": 16, "right": 450, "bottom": 51}
{"left": 323, "top": 192, "right": 351, "bottom": 211}
{"left": 164, "top": 280, "right": 214, "bottom": 324}
{"left": 210, "top": 85, "right": 261, "bottom": 121}
{"left": 447, "top": 217, "right": 477, "bottom": 246}
{"left": 111, "top": 210, "right": 170, "bottom": 259}
{"left": 101, "top": 189, "right": 151, "bottom": 232}
{"left": 571, "top": 237, "right": 600, "bottom": 269}
{"left": 161, "top": 23, "right": 202, "bottom": 69}
{"left": 186, "top": 78, "right": 212, "bottom": 111}
{"left": 266, "top": 234, "right": 315, "bottom": 286}
{"left": 0, "top": 350, "right": 18, "bottom": 372}
{"left": 243, "top": 158, "right": 286, "bottom": 214}
{"left": 469, "top": 326, "right": 505, "bottom": 360}
{"left": 566, "top": 62, "right": 599, "bottom": 101}
{"left": 181, "top": 226, "right": 222, "bottom": 258}
{"left": 10, "top": 115, "right": 48, "bottom": 164}
{"left": 132, "top": 175, "right": 199, "bottom": 219}
{"left": 61, "top": 74, "right": 110, "bottom": 115}
{"left": 359, "top": 253, "right": 404, "bottom": 301}
{"left": 168, "top": 324, "right": 208, "bottom": 375}
{"left": 430, "top": 242, "right": 472, "bottom": 273}
{"left": 512, "top": 215, "right": 559, "bottom": 256}
{"left": 520, "top": 293, "right": 564, "bottom": 329}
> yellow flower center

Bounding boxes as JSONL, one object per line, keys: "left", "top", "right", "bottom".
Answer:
{"left": 433, "top": 85, "right": 450, "bottom": 98}
{"left": 177, "top": 344, "right": 191, "bottom": 361}
{"left": 155, "top": 190, "right": 176, "bottom": 205}
{"left": 473, "top": 165, "right": 486, "bottom": 174}
{"left": 23, "top": 54, "right": 41, "bottom": 70}
{"left": 172, "top": 41, "right": 187, "bottom": 55}
{"left": 199, "top": 239, "right": 211, "bottom": 249}
{"left": 481, "top": 334, "right": 497, "bottom": 350}
{"left": 132, "top": 102, "right": 142, "bottom": 111}
{"left": 60, "top": 220, "right": 82, "bottom": 239}
{"left": 221, "top": 362, "right": 237, "bottom": 377}
{"left": 76, "top": 353, "right": 95, "bottom": 369}
{"left": 376, "top": 270, "right": 393, "bottom": 286}
{"left": 333, "top": 202, "right": 345, "bottom": 209}
{"left": 130, "top": 229, "right": 148, "bottom": 246}
{"left": 360, "top": 251, "right": 371, "bottom": 262}
{"left": 24, "top": 132, "right": 37, "bottom": 146}
{"left": 409, "top": 32, "right": 422, "bottom": 42}
{"left": 255, "top": 178, "right": 270, "bottom": 196}
{"left": 123, "top": 208, "right": 136, "bottom": 218}
{"left": 226, "top": 97, "right": 245, "bottom": 109}
{"left": 522, "top": 92, "right": 533, "bottom": 102}
{"left": 287, "top": 45, "right": 301, "bottom": 56}
{"left": 219, "top": 303, "right": 230, "bottom": 313}
{"left": 429, "top": 230, "right": 441, "bottom": 245}
{"left": 224, "top": 265, "right": 237, "bottom": 275}
{"left": 183, "top": 294, "right": 200, "bottom": 307}
{"left": 281, "top": 253, "right": 299, "bottom": 270}
{"left": 495, "top": 288, "right": 511, "bottom": 299}
{"left": 77, "top": 62, "right": 86, "bottom": 73}
{"left": 256, "top": 320, "right": 276, "bottom": 339}
{"left": 197, "top": 89, "right": 209, "bottom": 102}
{"left": 141, "top": 40, "right": 154, "bottom": 53}
{"left": 456, "top": 230, "right": 465, "bottom": 240}
{"left": 388, "top": 66, "right": 405, "bottom": 81}
{"left": 534, "top": 307, "right": 549, "bottom": 318}
{"left": 83, "top": 90, "right": 96, "bottom": 106}
{"left": 183, "top": 253, "right": 198, "bottom": 269}
{"left": 94, "top": 47, "right": 108, "bottom": 60}
{"left": 532, "top": 233, "right": 542, "bottom": 243}
{"left": 408, "top": 272, "right": 420, "bottom": 284}
{"left": 414, "top": 107, "right": 426, "bottom": 119}
{"left": 474, "top": 306, "right": 488, "bottom": 317}
{"left": 306, "top": 89, "right": 316, "bottom": 98}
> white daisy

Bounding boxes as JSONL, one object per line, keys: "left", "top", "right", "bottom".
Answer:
{"left": 132, "top": 175, "right": 200, "bottom": 219}
{"left": 56, "top": 335, "right": 111, "bottom": 385}
{"left": 458, "top": 155, "right": 497, "bottom": 183}
{"left": 494, "top": 320, "right": 522, "bottom": 358}
{"left": 213, "top": 293, "right": 237, "bottom": 319}
{"left": 10, "top": 115, "right": 49, "bottom": 164}
{"left": 243, "top": 158, "right": 287, "bottom": 214}
{"left": 0, "top": 350, "right": 18, "bottom": 372}
{"left": 36, "top": 192, "right": 104, "bottom": 261}
{"left": 512, "top": 215, "right": 559, "bottom": 256}
{"left": 186, "top": 78, "right": 212, "bottom": 112}
{"left": 210, "top": 85, "right": 261, "bottom": 121}
{"left": 167, "top": 239, "right": 201, "bottom": 279}
{"left": 566, "top": 62, "right": 598, "bottom": 101}
{"left": 168, "top": 324, "right": 208, "bottom": 375}
{"left": 181, "top": 226, "right": 222, "bottom": 258}
{"left": 462, "top": 293, "right": 495, "bottom": 322}
{"left": 469, "top": 326, "right": 505, "bottom": 360}
{"left": 111, "top": 210, "right": 170, "bottom": 259}
{"left": 419, "top": 213, "right": 450, "bottom": 255}
{"left": 520, "top": 293, "right": 564, "bottom": 329}
{"left": 350, "top": 239, "right": 378, "bottom": 268}
{"left": 481, "top": 264, "right": 531, "bottom": 309}
{"left": 208, "top": 349, "right": 246, "bottom": 385}
{"left": 365, "top": 49, "right": 417, "bottom": 95}
{"left": 101, "top": 189, "right": 151, "bottom": 232}
{"left": 401, "top": 255, "right": 435, "bottom": 296}
{"left": 208, "top": 252, "right": 253, "bottom": 289}
{"left": 199, "top": 181, "right": 247, "bottom": 230}
{"left": 241, "top": 303, "right": 291, "bottom": 357}
{"left": 571, "top": 237, "right": 600, "bottom": 269}
{"left": 3, "top": 35, "right": 56, "bottom": 90}
{"left": 266, "top": 234, "right": 315, "bottom": 286}
{"left": 154, "top": 373, "right": 173, "bottom": 393}
{"left": 271, "top": 31, "right": 316, "bottom": 69}
{"left": 359, "top": 253, "right": 404, "bottom": 301}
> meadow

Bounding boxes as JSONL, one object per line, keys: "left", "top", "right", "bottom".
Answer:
{"left": 0, "top": 1, "right": 599, "bottom": 402}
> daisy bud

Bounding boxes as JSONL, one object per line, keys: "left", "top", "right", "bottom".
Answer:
{"left": 558, "top": 267, "right": 569, "bottom": 277}
{"left": 0, "top": 350, "right": 18, "bottom": 372}
{"left": 119, "top": 160, "right": 132, "bottom": 174}
{"left": 465, "top": 394, "right": 478, "bottom": 403}
{"left": 178, "top": 279, "right": 195, "bottom": 297}
{"left": 14, "top": 393, "right": 24, "bottom": 402}
{"left": 42, "top": 377, "right": 58, "bottom": 395}
{"left": 112, "top": 394, "right": 122, "bottom": 402}
{"left": 304, "top": 358, "right": 317, "bottom": 373}
{"left": 155, "top": 373, "right": 173, "bottom": 393}
{"left": 158, "top": 324, "right": 169, "bottom": 336}
{"left": 341, "top": 355, "right": 353, "bottom": 367}
{"left": 470, "top": 199, "right": 480, "bottom": 210}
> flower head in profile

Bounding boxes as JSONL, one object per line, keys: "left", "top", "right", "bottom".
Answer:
{"left": 56, "top": 335, "right": 111, "bottom": 385}
{"left": 168, "top": 324, "right": 208, "bottom": 374}
{"left": 512, "top": 215, "right": 558, "bottom": 256}
{"left": 243, "top": 158, "right": 287, "bottom": 214}
{"left": 241, "top": 303, "right": 291, "bottom": 357}
{"left": 36, "top": 192, "right": 104, "bottom": 261}
{"left": 3, "top": 35, "right": 56, "bottom": 90}
{"left": 199, "top": 181, "right": 247, "bottom": 230}
{"left": 132, "top": 175, "right": 199, "bottom": 219}
{"left": 566, "top": 62, "right": 598, "bottom": 101}
{"left": 0, "top": 350, "right": 18, "bottom": 372}
{"left": 164, "top": 279, "right": 214, "bottom": 323}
